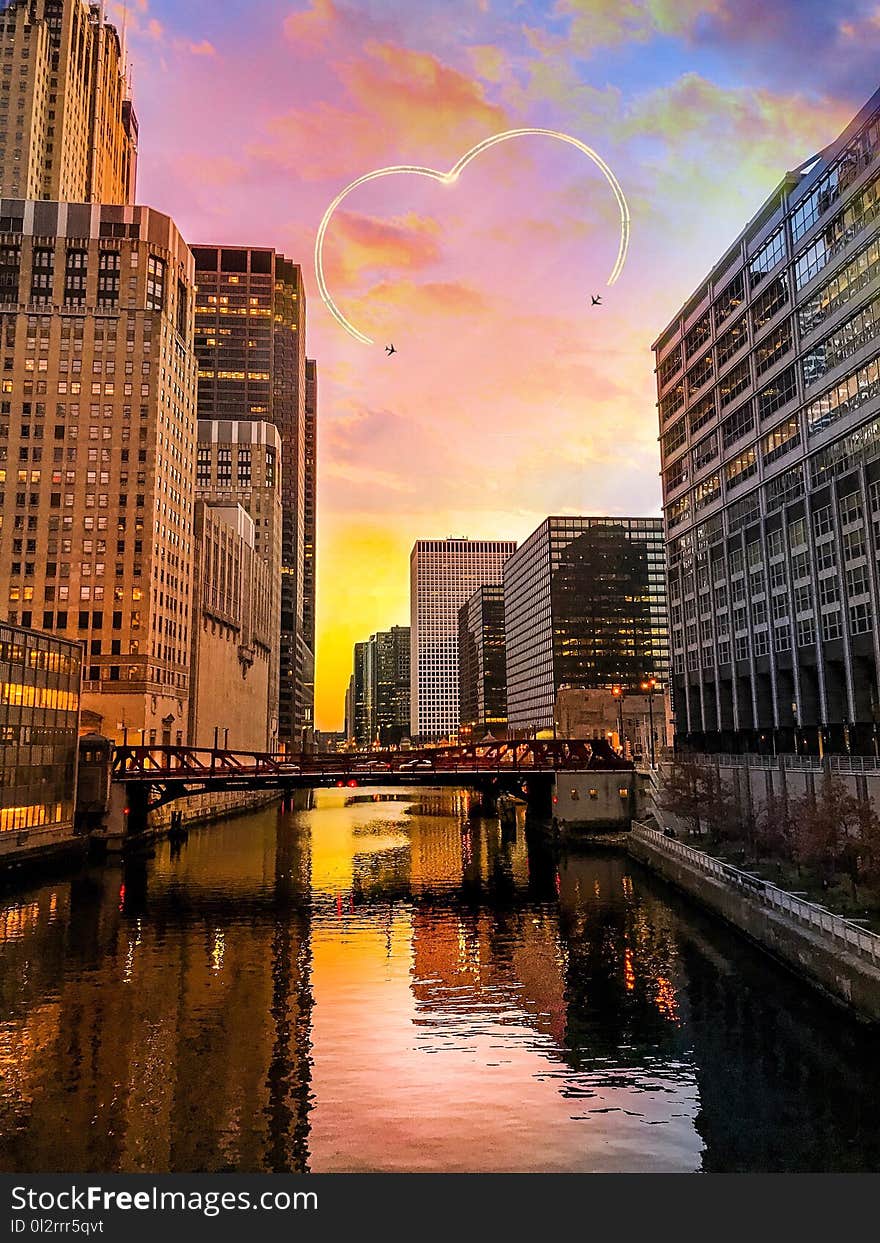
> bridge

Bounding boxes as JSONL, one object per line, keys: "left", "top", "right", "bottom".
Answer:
{"left": 103, "top": 738, "right": 633, "bottom": 837}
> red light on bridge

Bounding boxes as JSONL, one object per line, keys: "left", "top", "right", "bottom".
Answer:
{"left": 347, "top": 779, "right": 358, "bottom": 788}
{"left": 552, "top": 795, "right": 558, "bottom": 804}
{"left": 336, "top": 780, "right": 345, "bottom": 788}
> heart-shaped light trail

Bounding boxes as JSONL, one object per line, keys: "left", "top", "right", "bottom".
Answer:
{"left": 314, "top": 128, "right": 630, "bottom": 345}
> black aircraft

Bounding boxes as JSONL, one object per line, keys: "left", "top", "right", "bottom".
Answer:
{"left": 385, "top": 343, "right": 397, "bottom": 355}
{"left": 591, "top": 295, "right": 602, "bottom": 306}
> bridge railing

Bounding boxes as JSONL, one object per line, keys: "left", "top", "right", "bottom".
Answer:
{"left": 111, "top": 740, "right": 634, "bottom": 780}
{"left": 631, "top": 821, "right": 880, "bottom": 966}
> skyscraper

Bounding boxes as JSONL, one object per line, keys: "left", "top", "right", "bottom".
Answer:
{"left": 303, "top": 358, "right": 317, "bottom": 663}
{"left": 503, "top": 517, "right": 668, "bottom": 734}
{"left": 0, "top": 0, "right": 137, "bottom": 204}
{"left": 0, "top": 200, "right": 198, "bottom": 743}
{"left": 655, "top": 86, "right": 880, "bottom": 755}
{"left": 410, "top": 539, "right": 516, "bottom": 741}
{"left": 348, "top": 626, "right": 410, "bottom": 748}
{"left": 195, "top": 419, "right": 283, "bottom": 748}
{"left": 191, "top": 246, "right": 314, "bottom": 749}
{"left": 458, "top": 584, "right": 507, "bottom": 738}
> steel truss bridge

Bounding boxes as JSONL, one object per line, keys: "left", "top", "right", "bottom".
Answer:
{"left": 111, "top": 738, "right": 631, "bottom": 814}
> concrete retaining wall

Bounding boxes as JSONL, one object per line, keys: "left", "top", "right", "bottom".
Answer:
{"left": 628, "top": 826, "right": 880, "bottom": 1023}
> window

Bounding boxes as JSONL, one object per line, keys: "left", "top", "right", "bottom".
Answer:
{"left": 749, "top": 226, "right": 786, "bottom": 287}
{"left": 757, "top": 365, "right": 797, "bottom": 420}
{"left": 721, "top": 401, "right": 754, "bottom": 449}
{"left": 762, "top": 415, "right": 800, "bottom": 465}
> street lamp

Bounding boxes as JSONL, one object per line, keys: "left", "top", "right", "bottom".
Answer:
{"left": 640, "top": 678, "right": 657, "bottom": 769}
{"left": 611, "top": 684, "right": 623, "bottom": 755}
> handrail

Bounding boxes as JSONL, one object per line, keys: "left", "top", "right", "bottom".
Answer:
{"left": 674, "top": 752, "right": 880, "bottom": 774}
{"left": 631, "top": 821, "right": 880, "bottom": 965}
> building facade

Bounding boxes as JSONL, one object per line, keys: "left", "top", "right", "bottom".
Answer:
{"left": 0, "top": 619, "right": 81, "bottom": 858}
{"left": 0, "top": 0, "right": 137, "bottom": 204}
{"left": 191, "top": 245, "right": 314, "bottom": 749}
{"left": 303, "top": 357, "right": 317, "bottom": 662}
{"left": 188, "top": 501, "right": 275, "bottom": 752}
{"left": 410, "top": 538, "right": 516, "bottom": 742}
{"left": 348, "top": 629, "right": 410, "bottom": 749}
{"left": 195, "top": 418, "right": 282, "bottom": 744}
{"left": 458, "top": 584, "right": 507, "bottom": 737}
{"left": 655, "top": 87, "right": 880, "bottom": 755}
{"left": 503, "top": 517, "right": 668, "bottom": 734}
{"left": 0, "top": 198, "right": 198, "bottom": 744}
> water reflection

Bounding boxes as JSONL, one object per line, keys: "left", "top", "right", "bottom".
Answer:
{"left": 0, "top": 788, "right": 878, "bottom": 1172}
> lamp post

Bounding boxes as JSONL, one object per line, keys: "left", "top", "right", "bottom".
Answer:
{"left": 640, "top": 678, "right": 657, "bottom": 769}
{"left": 611, "top": 684, "right": 623, "bottom": 756}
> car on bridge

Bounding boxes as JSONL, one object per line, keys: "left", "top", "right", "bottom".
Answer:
{"left": 352, "top": 761, "right": 392, "bottom": 772}
{"left": 399, "top": 758, "right": 433, "bottom": 771}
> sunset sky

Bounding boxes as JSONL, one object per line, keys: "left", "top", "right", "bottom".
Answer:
{"left": 117, "top": 0, "right": 879, "bottom": 729}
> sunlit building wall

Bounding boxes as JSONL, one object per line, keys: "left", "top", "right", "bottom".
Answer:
{"left": 195, "top": 419, "right": 282, "bottom": 747}
{"left": 655, "top": 87, "right": 880, "bottom": 754}
{"left": 0, "top": 620, "right": 81, "bottom": 858}
{"left": 191, "top": 246, "right": 314, "bottom": 749}
{"left": 0, "top": 0, "right": 137, "bottom": 205}
{"left": 0, "top": 199, "right": 198, "bottom": 744}
{"left": 410, "top": 539, "right": 516, "bottom": 742}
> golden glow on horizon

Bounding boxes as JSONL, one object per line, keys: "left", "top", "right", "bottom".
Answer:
{"left": 315, "top": 128, "right": 631, "bottom": 344}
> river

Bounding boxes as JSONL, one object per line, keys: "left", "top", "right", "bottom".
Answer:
{"left": 1, "top": 788, "right": 879, "bottom": 1173}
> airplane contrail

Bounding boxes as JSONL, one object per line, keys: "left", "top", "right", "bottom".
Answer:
{"left": 314, "top": 128, "right": 631, "bottom": 346}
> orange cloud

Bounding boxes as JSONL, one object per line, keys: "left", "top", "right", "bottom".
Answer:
{"left": 323, "top": 210, "right": 443, "bottom": 287}
{"left": 337, "top": 40, "right": 511, "bottom": 158}
{"left": 249, "top": 101, "right": 389, "bottom": 180}
{"left": 284, "top": 0, "right": 341, "bottom": 48}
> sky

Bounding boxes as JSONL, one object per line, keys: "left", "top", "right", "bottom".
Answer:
{"left": 114, "top": 0, "right": 880, "bottom": 729}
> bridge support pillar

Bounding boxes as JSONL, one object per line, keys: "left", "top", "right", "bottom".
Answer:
{"left": 552, "top": 772, "right": 633, "bottom": 836}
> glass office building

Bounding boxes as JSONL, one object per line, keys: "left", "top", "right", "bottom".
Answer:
{"left": 0, "top": 621, "right": 81, "bottom": 857}
{"left": 503, "top": 517, "right": 668, "bottom": 734}
{"left": 655, "top": 86, "right": 880, "bottom": 754}
{"left": 458, "top": 585, "right": 508, "bottom": 736}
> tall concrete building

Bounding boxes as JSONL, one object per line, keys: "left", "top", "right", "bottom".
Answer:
{"left": 195, "top": 419, "right": 282, "bottom": 748}
{"left": 410, "top": 538, "right": 516, "bottom": 742}
{"left": 0, "top": 199, "right": 198, "bottom": 743}
{"left": 188, "top": 501, "right": 276, "bottom": 752}
{"left": 191, "top": 246, "right": 314, "bottom": 749}
{"left": 458, "top": 584, "right": 507, "bottom": 738}
{"left": 503, "top": 517, "right": 668, "bottom": 734}
{"left": 655, "top": 86, "right": 880, "bottom": 755}
{"left": 0, "top": 0, "right": 137, "bottom": 204}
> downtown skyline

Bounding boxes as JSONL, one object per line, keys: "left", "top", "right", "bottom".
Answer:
{"left": 90, "top": 1, "right": 880, "bottom": 727}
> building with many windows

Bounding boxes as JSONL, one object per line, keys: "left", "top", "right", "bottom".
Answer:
{"left": 503, "top": 517, "right": 668, "bottom": 735}
{"left": 191, "top": 245, "right": 314, "bottom": 749}
{"left": 458, "top": 584, "right": 507, "bottom": 738}
{"left": 0, "top": 0, "right": 137, "bottom": 204}
{"left": 346, "top": 627, "right": 410, "bottom": 748}
{"left": 655, "top": 87, "right": 880, "bottom": 755}
{"left": 0, "top": 199, "right": 198, "bottom": 744}
{"left": 410, "top": 538, "right": 516, "bottom": 742}
{"left": 188, "top": 501, "right": 275, "bottom": 752}
{"left": 0, "top": 619, "right": 81, "bottom": 860}
{"left": 195, "top": 419, "right": 282, "bottom": 747}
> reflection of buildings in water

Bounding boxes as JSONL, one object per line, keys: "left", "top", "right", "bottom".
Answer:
{"left": 555, "top": 855, "right": 692, "bottom": 1069}
{"left": 667, "top": 903, "right": 880, "bottom": 1172}
{"left": 0, "top": 808, "right": 315, "bottom": 1173}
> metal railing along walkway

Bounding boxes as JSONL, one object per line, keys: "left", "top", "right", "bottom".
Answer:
{"left": 631, "top": 821, "right": 880, "bottom": 966}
